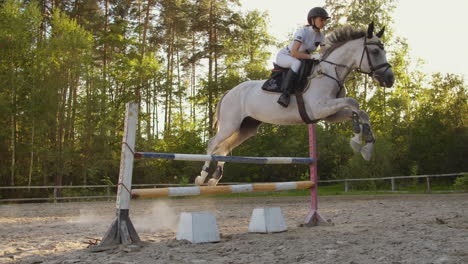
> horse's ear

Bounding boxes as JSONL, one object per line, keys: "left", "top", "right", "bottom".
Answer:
{"left": 376, "top": 26, "right": 385, "bottom": 38}
{"left": 367, "top": 22, "right": 374, "bottom": 38}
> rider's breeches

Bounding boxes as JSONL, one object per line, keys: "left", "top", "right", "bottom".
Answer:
{"left": 275, "top": 52, "right": 301, "bottom": 73}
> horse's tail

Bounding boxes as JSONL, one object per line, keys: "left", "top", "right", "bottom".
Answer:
{"left": 213, "top": 90, "right": 230, "bottom": 131}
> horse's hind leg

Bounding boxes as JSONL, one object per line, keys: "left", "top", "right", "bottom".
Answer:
{"left": 207, "top": 117, "right": 262, "bottom": 186}
{"left": 195, "top": 162, "right": 211, "bottom": 185}
{"left": 195, "top": 114, "right": 244, "bottom": 186}
{"left": 194, "top": 132, "right": 234, "bottom": 185}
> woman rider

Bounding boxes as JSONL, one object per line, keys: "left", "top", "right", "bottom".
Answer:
{"left": 275, "top": 7, "right": 330, "bottom": 107}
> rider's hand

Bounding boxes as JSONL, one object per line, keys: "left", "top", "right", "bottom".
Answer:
{"left": 309, "top": 53, "right": 321, "bottom": 60}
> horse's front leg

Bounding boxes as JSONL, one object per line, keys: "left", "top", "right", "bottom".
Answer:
{"left": 324, "top": 108, "right": 375, "bottom": 160}
{"left": 350, "top": 111, "right": 363, "bottom": 152}
{"left": 357, "top": 110, "right": 375, "bottom": 161}
{"left": 324, "top": 108, "right": 363, "bottom": 152}
{"left": 311, "top": 97, "right": 360, "bottom": 119}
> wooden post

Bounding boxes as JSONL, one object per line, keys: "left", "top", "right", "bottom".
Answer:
{"left": 426, "top": 176, "right": 431, "bottom": 193}
{"left": 53, "top": 187, "right": 58, "bottom": 204}
{"left": 96, "top": 103, "right": 140, "bottom": 248}
{"left": 106, "top": 186, "right": 111, "bottom": 201}
{"left": 391, "top": 177, "right": 396, "bottom": 192}
{"left": 345, "top": 180, "right": 349, "bottom": 193}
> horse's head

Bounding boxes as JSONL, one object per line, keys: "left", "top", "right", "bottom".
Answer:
{"left": 357, "top": 22, "right": 394, "bottom": 88}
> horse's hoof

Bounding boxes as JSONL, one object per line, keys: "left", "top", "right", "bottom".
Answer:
{"left": 360, "top": 143, "right": 373, "bottom": 161}
{"left": 350, "top": 135, "right": 362, "bottom": 152}
{"left": 195, "top": 176, "right": 205, "bottom": 186}
{"left": 207, "top": 178, "right": 219, "bottom": 186}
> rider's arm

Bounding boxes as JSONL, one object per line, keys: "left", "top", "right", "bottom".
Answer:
{"left": 290, "top": 40, "right": 320, "bottom": 60}
{"left": 290, "top": 40, "right": 314, "bottom": 59}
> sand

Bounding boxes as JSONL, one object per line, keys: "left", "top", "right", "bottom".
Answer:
{"left": 1, "top": 194, "right": 467, "bottom": 264}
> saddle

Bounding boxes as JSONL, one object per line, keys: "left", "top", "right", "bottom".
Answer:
{"left": 261, "top": 60, "right": 321, "bottom": 124}
{"left": 261, "top": 59, "right": 318, "bottom": 93}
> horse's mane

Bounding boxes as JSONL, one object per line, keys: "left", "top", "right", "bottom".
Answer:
{"left": 323, "top": 25, "right": 366, "bottom": 58}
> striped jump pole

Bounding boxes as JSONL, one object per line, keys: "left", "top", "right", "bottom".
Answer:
{"left": 134, "top": 152, "right": 313, "bottom": 164}
{"left": 132, "top": 181, "right": 315, "bottom": 198}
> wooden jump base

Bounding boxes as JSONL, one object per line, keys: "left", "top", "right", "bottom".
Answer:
{"left": 96, "top": 103, "right": 327, "bottom": 248}
{"left": 132, "top": 181, "right": 315, "bottom": 198}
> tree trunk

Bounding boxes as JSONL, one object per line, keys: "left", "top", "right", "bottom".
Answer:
{"left": 214, "top": 10, "right": 219, "bottom": 100}
{"left": 142, "top": 0, "right": 153, "bottom": 139}
{"left": 10, "top": 70, "right": 16, "bottom": 186}
{"left": 153, "top": 78, "right": 159, "bottom": 138}
{"left": 176, "top": 46, "right": 184, "bottom": 130}
{"left": 164, "top": 23, "right": 174, "bottom": 133}
{"left": 363, "top": 75, "right": 368, "bottom": 109}
{"left": 28, "top": 120, "right": 35, "bottom": 188}
{"left": 165, "top": 23, "right": 175, "bottom": 134}
{"left": 191, "top": 32, "right": 196, "bottom": 124}
{"left": 103, "top": 0, "right": 109, "bottom": 84}
{"left": 207, "top": 0, "right": 214, "bottom": 136}
{"left": 55, "top": 70, "right": 68, "bottom": 195}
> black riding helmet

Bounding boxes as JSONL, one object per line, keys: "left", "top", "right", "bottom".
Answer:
{"left": 307, "top": 7, "right": 330, "bottom": 25}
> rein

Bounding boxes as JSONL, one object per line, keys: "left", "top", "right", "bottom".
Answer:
{"left": 295, "top": 36, "right": 392, "bottom": 125}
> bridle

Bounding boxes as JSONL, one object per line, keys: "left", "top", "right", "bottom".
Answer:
{"left": 356, "top": 37, "right": 392, "bottom": 77}
{"left": 317, "top": 37, "right": 392, "bottom": 95}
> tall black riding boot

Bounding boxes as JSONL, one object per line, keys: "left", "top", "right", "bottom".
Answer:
{"left": 277, "top": 69, "right": 298, "bottom": 107}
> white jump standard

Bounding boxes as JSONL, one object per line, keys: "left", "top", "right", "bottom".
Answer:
{"left": 96, "top": 103, "right": 327, "bottom": 247}
{"left": 98, "top": 103, "right": 140, "bottom": 247}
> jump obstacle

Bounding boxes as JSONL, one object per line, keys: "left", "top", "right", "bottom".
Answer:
{"left": 97, "top": 103, "right": 326, "bottom": 247}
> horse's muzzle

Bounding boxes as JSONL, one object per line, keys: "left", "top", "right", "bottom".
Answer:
{"left": 375, "top": 68, "right": 394, "bottom": 88}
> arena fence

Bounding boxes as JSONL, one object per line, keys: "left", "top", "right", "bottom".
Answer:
{"left": 0, "top": 173, "right": 464, "bottom": 203}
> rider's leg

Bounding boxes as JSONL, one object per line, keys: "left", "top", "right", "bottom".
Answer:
{"left": 277, "top": 69, "right": 299, "bottom": 107}
{"left": 275, "top": 53, "right": 301, "bottom": 107}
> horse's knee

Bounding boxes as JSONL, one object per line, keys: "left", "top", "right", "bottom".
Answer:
{"left": 345, "top": 97, "right": 360, "bottom": 109}
{"left": 358, "top": 110, "right": 370, "bottom": 122}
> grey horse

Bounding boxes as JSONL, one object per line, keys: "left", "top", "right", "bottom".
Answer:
{"left": 195, "top": 23, "right": 395, "bottom": 186}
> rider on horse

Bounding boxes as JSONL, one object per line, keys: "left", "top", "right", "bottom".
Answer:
{"left": 275, "top": 7, "right": 330, "bottom": 107}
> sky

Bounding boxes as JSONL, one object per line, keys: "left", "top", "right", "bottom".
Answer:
{"left": 238, "top": 0, "right": 468, "bottom": 78}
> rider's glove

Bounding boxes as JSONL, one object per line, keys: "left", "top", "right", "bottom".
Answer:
{"left": 309, "top": 53, "right": 321, "bottom": 60}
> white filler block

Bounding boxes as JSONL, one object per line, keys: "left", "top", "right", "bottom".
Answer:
{"left": 176, "top": 212, "right": 220, "bottom": 243}
{"left": 248, "top": 207, "right": 288, "bottom": 233}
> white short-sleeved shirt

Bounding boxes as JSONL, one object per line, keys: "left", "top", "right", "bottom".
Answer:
{"left": 280, "top": 26, "right": 325, "bottom": 55}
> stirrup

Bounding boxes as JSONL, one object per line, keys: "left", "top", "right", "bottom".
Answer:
{"left": 277, "top": 93, "right": 290, "bottom": 107}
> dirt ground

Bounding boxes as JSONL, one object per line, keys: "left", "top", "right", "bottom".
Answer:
{"left": 1, "top": 194, "right": 467, "bottom": 264}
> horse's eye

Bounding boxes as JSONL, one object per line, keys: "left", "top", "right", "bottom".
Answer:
{"left": 372, "top": 49, "right": 379, "bottom": 55}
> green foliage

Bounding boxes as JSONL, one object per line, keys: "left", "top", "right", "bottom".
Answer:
{"left": 453, "top": 174, "right": 468, "bottom": 191}
{"left": 0, "top": 0, "right": 466, "bottom": 198}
